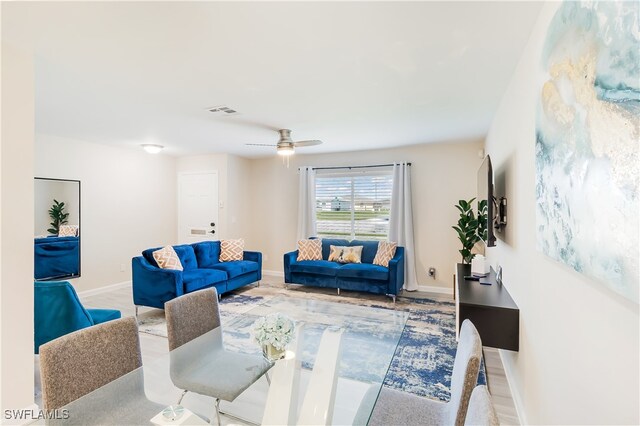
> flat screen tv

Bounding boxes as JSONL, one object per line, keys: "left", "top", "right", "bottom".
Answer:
{"left": 477, "top": 155, "right": 496, "bottom": 247}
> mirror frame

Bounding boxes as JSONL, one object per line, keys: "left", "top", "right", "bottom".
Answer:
{"left": 34, "top": 177, "right": 82, "bottom": 280}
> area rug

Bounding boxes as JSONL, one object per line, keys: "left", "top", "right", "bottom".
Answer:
{"left": 137, "top": 284, "right": 486, "bottom": 402}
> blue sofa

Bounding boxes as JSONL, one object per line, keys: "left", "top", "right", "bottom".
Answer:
{"left": 34, "top": 236, "right": 80, "bottom": 280}
{"left": 284, "top": 238, "right": 405, "bottom": 300}
{"left": 132, "top": 241, "right": 262, "bottom": 310}
{"left": 34, "top": 281, "right": 121, "bottom": 354}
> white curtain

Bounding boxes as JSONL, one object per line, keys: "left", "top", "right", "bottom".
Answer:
{"left": 297, "top": 166, "right": 317, "bottom": 240}
{"left": 389, "top": 162, "right": 419, "bottom": 291}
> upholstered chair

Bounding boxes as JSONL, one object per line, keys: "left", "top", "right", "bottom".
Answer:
{"left": 34, "top": 280, "right": 121, "bottom": 354}
{"left": 165, "top": 288, "right": 272, "bottom": 425}
{"left": 39, "top": 317, "right": 164, "bottom": 423}
{"left": 368, "top": 319, "right": 483, "bottom": 426}
{"left": 464, "top": 385, "right": 500, "bottom": 426}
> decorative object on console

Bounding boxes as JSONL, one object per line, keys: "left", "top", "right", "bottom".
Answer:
{"left": 220, "top": 238, "right": 245, "bottom": 262}
{"left": 471, "top": 254, "right": 488, "bottom": 277}
{"left": 373, "top": 241, "right": 398, "bottom": 267}
{"left": 253, "top": 313, "right": 295, "bottom": 361}
{"left": 297, "top": 239, "right": 322, "bottom": 261}
{"left": 153, "top": 246, "right": 183, "bottom": 271}
{"left": 58, "top": 224, "right": 79, "bottom": 237}
{"left": 328, "top": 245, "right": 363, "bottom": 264}
{"left": 536, "top": 1, "right": 639, "bottom": 303}
{"left": 47, "top": 199, "right": 69, "bottom": 236}
{"left": 452, "top": 198, "right": 480, "bottom": 264}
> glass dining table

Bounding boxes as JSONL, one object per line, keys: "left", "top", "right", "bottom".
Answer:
{"left": 46, "top": 295, "right": 408, "bottom": 425}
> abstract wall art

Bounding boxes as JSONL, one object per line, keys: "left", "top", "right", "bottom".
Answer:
{"left": 536, "top": 1, "right": 639, "bottom": 303}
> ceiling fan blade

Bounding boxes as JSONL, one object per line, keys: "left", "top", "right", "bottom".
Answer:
{"left": 293, "top": 140, "right": 322, "bottom": 147}
{"left": 245, "top": 143, "right": 277, "bottom": 147}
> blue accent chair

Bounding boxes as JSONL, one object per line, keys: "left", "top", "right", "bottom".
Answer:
{"left": 132, "top": 241, "right": 262, "bottom": 310}
{"left": 34, "top": 281, "right": 121, "bottom": 354}
{"left": 34, "top": 236, "right": 80, "bottom": 280}
{"left": 284, "top": 238, "right": 405, "bottom": 300}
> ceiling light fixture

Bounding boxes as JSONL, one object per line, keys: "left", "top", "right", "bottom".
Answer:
{"left": 277, "top": 144, "right": 294, "bottom": 156}
{"left": 141, "top": 144, "right": 164, "bottom": 154}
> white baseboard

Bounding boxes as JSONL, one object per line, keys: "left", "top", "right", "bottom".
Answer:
{"left": 416, "top": 284, "right": 453, "bottom": 296}
{"left": 77, "top": 280, "right": 131, "bottom": 297}
{"left": 499, "top": 349, "right": 526, "bottom": 425}
{"left": 263, "top": 270, "right": 284, "bottom": 278}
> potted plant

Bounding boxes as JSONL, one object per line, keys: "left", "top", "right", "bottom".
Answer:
{"left": 47, "top": 199, "right": 69, "bottom": 235}
{"left": 452, "top": 198, "right": 480, "bottom": 264}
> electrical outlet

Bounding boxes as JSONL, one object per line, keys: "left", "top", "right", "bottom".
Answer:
{"left": 428, "top": 267, "right": 436, "bottom": 278}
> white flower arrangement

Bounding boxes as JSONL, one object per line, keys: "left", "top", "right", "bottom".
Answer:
{"left": 252, "top": 313, "right": 295, "bottom": 350}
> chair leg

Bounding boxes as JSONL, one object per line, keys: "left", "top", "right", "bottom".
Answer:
{"left": 177, "top": 389, "right": 188, "bottom": 405}
{"left": 265, "top": 371, "right": 271, "bottom": 386}
{"left": 213, "top": 398, "right": 221, "bottom": 426}
{"left": 257, "top": 280, "right": 261, "bottom": 287}
{"left": 135, "top": 305, "right": 139, "bottom": 318}
{"left": 337, "top": 288, "right": 341, "bottom": 295}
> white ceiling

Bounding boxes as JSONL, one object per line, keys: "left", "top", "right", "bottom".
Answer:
{"left": 3, "top": 1, "right": 543, "bottom": 158}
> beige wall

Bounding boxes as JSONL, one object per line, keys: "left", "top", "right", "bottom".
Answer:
{"left": 35, "top": 134, "right": 177, "bottom": 292}
{"left": 1, "top": 42, "right": 36, "bottom": 415}
{"left": 247, "top": 140, "right": 484, "bottom": 291}
{"left": 485, "top": 3, "right": 639, "bottom": 424}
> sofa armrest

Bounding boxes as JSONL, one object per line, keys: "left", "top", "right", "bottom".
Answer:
{"left": 387, "top": 247, "right": 405, "bottom": 295}
{"left": 132, "top": 256, "right": 184, "bottom": 309}
{"left": 283, "top": 251, "right": 298, "bottom": 283}
{"left": 244, "top": 251, "right": 262, "bottom": 280}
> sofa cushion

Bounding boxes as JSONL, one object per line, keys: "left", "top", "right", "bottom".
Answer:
{"left": 290, "top": 260, "right": 341, "bottom": 276}
{"left": 373, "top": 241, "right": 398, "bottom": 267}
{"left": 143, "top": 244, "right": 198, "bottom": 270}
{"left": 320, "top": 239, "right": 350, "bottom": 260}
{"left": 152, "top": 246, "right": 183, "bottom": 271}
{"left": 350, "top": 240, "right": 381, "bottom": 264}
{"left": 220, "top": 239, "right": 245, "bottom": 262}
{"left": 209, "top": 260, "right": 259, "bottom": 279}
{"left": 193, "top": 241, "right": 221, "bottom": 268}
{"left": 336, "top": 263, "right": 390, "bottom": 281}
{"left": 182, "top": 269, "right": 227, "bottom": 293}
{"left": 173, "top": 245, "right": 199, "bottom": 271}
{"left": 297, "top": 239, "right": 322, "bottom": 261}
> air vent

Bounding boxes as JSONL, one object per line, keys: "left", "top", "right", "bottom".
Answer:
{"left": 207, "top": 105, "right": 239, "bottom": 115}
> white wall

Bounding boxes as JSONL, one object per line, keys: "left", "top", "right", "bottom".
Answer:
{"left": 1, "top": 42, "right": 36, "bottom": 417}
{"left": 485, "top": 3, "right": 639, "bottom": 424}
{"left": 247, "top": 140, "right": 484, "bottom": 291}
{"left": 35, "top": 134, "right": 177, "bottom": 292}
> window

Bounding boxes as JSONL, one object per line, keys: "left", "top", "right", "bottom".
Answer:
{"left": 315, "top": 169, "right": 393, "bottom": 240}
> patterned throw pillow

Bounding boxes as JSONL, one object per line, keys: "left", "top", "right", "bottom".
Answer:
{"left": 220, "top": 239, "right": 245, "bottom": 262}
{"left": 58, "top": 225, "right": 79, "bottom": 237}
{"left": 153, "top": 246, "right": 183, "bottom": 271}
{"left": 328, "top": 245, "right": 363, "bottom": 264}
{"left": 297, "top": 239, "right": 322, "bottom": 261}
{"left": 373, "top": 241, "right": 398, "bottom": 267}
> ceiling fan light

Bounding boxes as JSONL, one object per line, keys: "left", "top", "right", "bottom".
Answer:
{"left": 141, "top": 144, "right": 164, "bottom": 154}
{"left": 277, "top": 145, "right": 294, "bottom": 156}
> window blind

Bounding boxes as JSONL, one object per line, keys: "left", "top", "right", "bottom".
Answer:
{"left": 315, "top": 169, "right": 393, "bottom": 240}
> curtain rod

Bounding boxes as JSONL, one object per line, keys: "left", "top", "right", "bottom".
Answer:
{"left": 304, "top": 163, "right": 411, "bottom": 171}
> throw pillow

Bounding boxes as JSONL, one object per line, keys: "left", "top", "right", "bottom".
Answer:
{"left": 220, "top": 239, "right": 245, "bottom": 262}
{"left": 297, "top": 239, "right": 322, "bottom": 261}
{"left": 328, "top": 245, "right": 363, "bottom": 264}
{"left": 153, "top": 246, "right": 183, "bottom": 271}
{"left": 58, "top": 225, "right": 79, "bottom": 237}
{"left": 373, "top": 241, "right": 398, "bottom": 267}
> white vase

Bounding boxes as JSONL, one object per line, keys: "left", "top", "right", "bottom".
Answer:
{"left": 262, "top": 343, "right": 285, "bottom": 361}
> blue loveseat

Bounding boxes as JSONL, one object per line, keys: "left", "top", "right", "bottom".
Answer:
{"left": 132, "top": 241, "right": 262, "bottom": 310}
{"left": 284, "top": 238, "right": 405, "bottom": 300}
{"left": 34, "top": 236, "right": 80, "bottom": 280}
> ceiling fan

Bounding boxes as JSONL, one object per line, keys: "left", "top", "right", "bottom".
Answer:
{"left": 245, "top": 129, "right": 322, "bottom": 156}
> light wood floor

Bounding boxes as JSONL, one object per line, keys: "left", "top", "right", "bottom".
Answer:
{"left": 69, "top": 276, "right": 520, "bottom": 425}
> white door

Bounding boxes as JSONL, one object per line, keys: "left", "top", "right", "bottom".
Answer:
{"left": 178, "top": 171, "right": 219, "bottom": 244}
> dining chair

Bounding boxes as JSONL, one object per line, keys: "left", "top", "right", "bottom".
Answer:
{"left": 34, "top": 280, "right": 121, "bottom": 354}
{"left": 464, "top": 385, "right": 500, "bottom": 426}
{"left": 368, "top": 319, "right": 483, "bottom": 426}
{"left": 39, "top": 317, "right": 165, "bottom": 423}
{"left": 164, "top": 288, "right": 272, "bottom": 425}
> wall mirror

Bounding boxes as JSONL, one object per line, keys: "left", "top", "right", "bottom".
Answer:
{"left": 34, "top": 177, "right": 81, "bottom": 280}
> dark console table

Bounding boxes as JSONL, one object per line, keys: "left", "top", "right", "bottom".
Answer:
{"left": 455, "top": 263, "right": 519, "bottom": 351}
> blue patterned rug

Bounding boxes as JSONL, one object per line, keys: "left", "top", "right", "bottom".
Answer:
{"left": 137, "top": 284, "right": 486, "bottom": 402}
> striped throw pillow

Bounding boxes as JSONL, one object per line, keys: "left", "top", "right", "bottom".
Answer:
{"left": 297, "top": 239, "right": 322, "bottom": 261}
{"left": 220, "top": 239, "right": 245, "bottom": 262}
{"left": 373, "top": 241, "right": 397, "bottom": 267}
